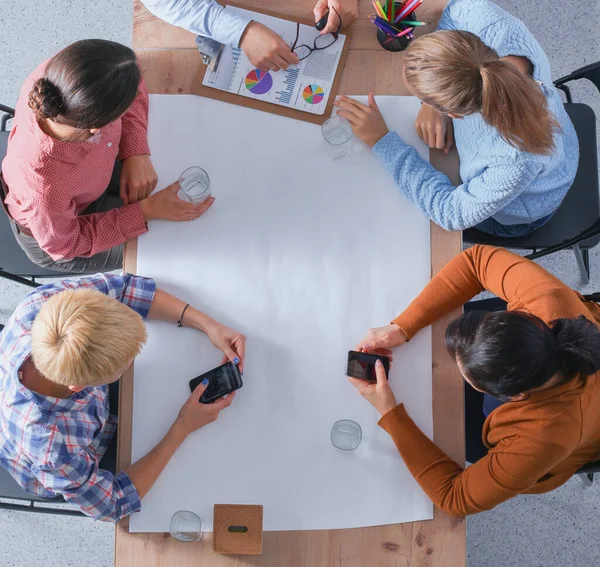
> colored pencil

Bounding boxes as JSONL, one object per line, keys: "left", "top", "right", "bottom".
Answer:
{"left": 374, "top": 0, "right": 387, "bottom": 18}
{"left": 372, "top": 0, "right": 386, "bottom": 18}
{"left": 395, "top": 0, "right": 422, "bottom": 23}
{"left": 373, "top": 15, "right": 403, "bottom": 34}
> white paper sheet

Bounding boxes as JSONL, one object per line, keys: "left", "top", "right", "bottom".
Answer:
{"left": 203, "top": 7, "right": 346, "bottom": 115}
{"left": 130, "top": 95, "right": 433, "bottom": 533}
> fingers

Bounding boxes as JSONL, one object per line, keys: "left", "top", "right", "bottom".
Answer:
{"left": 313, "top": 0, "right": 329, "bottom": 21}
{"left": 434, "top": 123, "right": 445, "bottom": 151}
{"left": 223, "top": 344, "right": 239, "bottom": 365}
{"left": 167, "top": 180, "right": 180, "bottom": 193}
{"left": 272, "top": 53, "right": 290, "bottom": 71}
{"left": 374, "top": 359, "right": 387, "bottom": 384}
{"left": 119, "top": 177, "right": 129, "bottom": 205}
{"left": 368, "top": 92, "right": 380, "bottom": 112}
{"left": 213, "top": 391, "right": 236, "bottom": 410}
{"left": 335, "top": 109, "right": 358, "bottom": 126}
{"left": 278, "top": 47, "right": 299, "bottom": 66}
{"left": 192, "top": 381, "right": 209, "bottom": 401}
{"left": 235, "top": 337, "right": 246, "bottom": 371}
{"left": 335, "top": 95, "right": 369, "bottom": 114}
{"left": 180, "top": 196, "right": 215, "bottom": 221}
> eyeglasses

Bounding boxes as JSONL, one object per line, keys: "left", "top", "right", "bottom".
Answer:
{"left": 291, "top": 7, "right": 342, "bottom": 62}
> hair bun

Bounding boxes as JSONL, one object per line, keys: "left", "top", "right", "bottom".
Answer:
{"left": 28, "top": 78, "right": 63, "bottom": 119}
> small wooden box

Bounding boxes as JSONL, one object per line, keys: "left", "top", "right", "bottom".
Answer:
{"left": 213, "top": 504, "right": 263, "bottom": 555}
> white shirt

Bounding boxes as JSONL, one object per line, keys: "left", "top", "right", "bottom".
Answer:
{"left": 141, "top": 0, "right": 250, "bottom": 46}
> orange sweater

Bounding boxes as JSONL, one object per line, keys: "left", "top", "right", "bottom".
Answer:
{"left": 379, "top": 245, "right": 600, "bottom": 516}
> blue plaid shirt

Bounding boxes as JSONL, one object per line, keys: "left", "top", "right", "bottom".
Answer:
{"left": 0, "top": 273, "right": 156, "bottom": 522}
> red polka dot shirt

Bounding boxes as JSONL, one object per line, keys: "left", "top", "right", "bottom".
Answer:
{"left": 2, "top": 62, "right": 150, "bottom": 260}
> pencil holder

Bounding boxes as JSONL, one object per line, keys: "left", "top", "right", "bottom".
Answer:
{"left": 376, "top": 13, "right": 418, "bottom": 52}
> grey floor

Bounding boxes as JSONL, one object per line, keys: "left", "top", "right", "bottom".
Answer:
{"left": 1, "top": 1, "right": 600, "bottom": 566}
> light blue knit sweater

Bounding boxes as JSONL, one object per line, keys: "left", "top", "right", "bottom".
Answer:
{"left": 372, "top": 0, "right": 579, "bottom": 231}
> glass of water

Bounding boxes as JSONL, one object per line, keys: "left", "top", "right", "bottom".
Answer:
{"left": 331, "top": 419, "right": 362, "bottom": 451}
{"left": 169, "top": 510, "right": 203, "bottom": 542}
{"left": 321, "top": 116, "right": 353, "bottom": 160}
{"left": 178, "top": 166, "right": 211, "bottom": 204}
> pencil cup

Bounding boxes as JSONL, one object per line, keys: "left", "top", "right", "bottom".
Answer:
{"left": 321, "top": 116, "right": 353, "bottom": 160}
{"left": 178, "top": 166, "right": 211, "bottom": 204}
{"left": 170, "top": 510, "right": 203, "bottom": 542}
{"left": 331, "top": 419, "right": 362, "bottom": 451}
{"left": 376, "top": 13, "right": 418, "bottom": 52}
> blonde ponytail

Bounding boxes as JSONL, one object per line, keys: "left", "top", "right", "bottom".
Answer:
{"left": 404, "top": 30, "right": 558, "bottom": 155}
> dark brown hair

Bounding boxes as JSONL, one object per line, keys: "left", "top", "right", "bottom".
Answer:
{"left": 404, "top": 30, "right": 559, "bottom": 155}
{"left": 446, "top": 312, "right": 600, "bottom": 399}
{"left": 28, "top": 39, "right": 140, "bottom": 130}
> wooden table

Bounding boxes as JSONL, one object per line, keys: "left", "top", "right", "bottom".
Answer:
{"left": 116, "top": 2, "right": 465, "bottom": 565}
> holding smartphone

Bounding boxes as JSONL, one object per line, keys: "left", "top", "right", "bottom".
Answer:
{"left": 346, "top": 350, "right": 390, "bottom": 381}
{"left": 189, "top": 361, "right": 243, "bottom": 404}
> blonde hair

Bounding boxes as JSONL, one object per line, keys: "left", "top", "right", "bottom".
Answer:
{"left": 31, "top": 288, "right": 147, "bottom": 387}
{"left": 404, "top": 30, "right": 558, "bottom": 155}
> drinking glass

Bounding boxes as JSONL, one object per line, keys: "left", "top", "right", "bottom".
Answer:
{"left": 321, "top": 116, "right": 353, "bottom": 160}
{"left": 331, "top": 419, "right": 362, "bottom": 451}
{"left": 169, "top": 510, "right": 203, "bottom": 542}
{"left": 178, "top": 166, "right": 211, "bottom": 204}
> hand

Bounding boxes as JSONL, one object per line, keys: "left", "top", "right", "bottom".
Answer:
{"left": 176, "top": 382, "right": 236, "bottom": 436}
{"left": 349, "top": 359, "right": 398, "bottom": 416}
{"left": 240, "top": 21, "right": 299, "bottom": 72}
{"left": 313, "top": 0, "right": 359, "bottom": 34}
{"left": 357, "top": 324, "right": 407, "bottom": 352}
{"left": 415, "top": 104, "right": 454, "bottom": 154}
{"left": 205, "top": 321, "right": 246, "bottom": 371}
{"left": 140, "top": 181, "right": 215, "bottom": 222}
{"left": 119, "top": 155, "right": 158, "bottom": 205}
{"left": 334, "top": 94, "right": 389, "bottom": 148}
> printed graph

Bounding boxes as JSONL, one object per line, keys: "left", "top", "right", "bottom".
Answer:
{"left": 245, "top": 69, "right": 273, "bottom": 95}
{"left": 302, "top": 84, "right": 325, "bottom": 105}
{"left": 275, "top": 67, "right": 299, "bottom": 105}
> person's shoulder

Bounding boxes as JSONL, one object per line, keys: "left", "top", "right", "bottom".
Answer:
{"left": 442, "top": 0, "right": 508, "bottom": 34}
{"left": 489, "top": 395, "right": 584, "bottom": 451}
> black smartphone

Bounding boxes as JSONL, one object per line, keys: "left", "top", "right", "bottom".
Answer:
{"left": 189, "top": 361, "right": 243, "bottom": 404}
{"left": 346, "top": 350, "right": 390, "bottom": 381}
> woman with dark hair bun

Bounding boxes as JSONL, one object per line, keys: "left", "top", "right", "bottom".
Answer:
{"left": 1, "top": 39, "right": 213, "bottom": 272}
{"left": 349, "top": 245, "right": 600, "bottom": 516}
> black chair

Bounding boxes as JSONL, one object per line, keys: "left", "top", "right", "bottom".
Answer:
{"left": 0, "top": 104, "right": 66, "bottom": 288}
{"left": 464, "top": 61, "right": 600, "bottom": 285}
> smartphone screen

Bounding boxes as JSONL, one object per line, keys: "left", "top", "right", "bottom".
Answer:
{"left": 346, "top": 350, "right": 390, "bottom": 381}
{"left": 189, "top": 362, "right": 243, "bottom": 404}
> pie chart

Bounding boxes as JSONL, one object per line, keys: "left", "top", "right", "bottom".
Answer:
{"left": 245, "top": 69, "right": 273, "bottom": 95}
{"left": 303, "top": 84, "right": 325, "bottom": 105}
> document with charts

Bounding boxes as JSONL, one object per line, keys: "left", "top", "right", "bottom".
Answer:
{"left": 202, "top": 7, "right": 346, "bottom": 115}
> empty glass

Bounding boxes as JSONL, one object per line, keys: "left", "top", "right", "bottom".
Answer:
{"left": 321, "top": 116, "right": 353, "bottom": 160}
{"left": 178, "top": 166, "right": 211, "bottom": 204}
{"left": 331, "top": 419, "right": 362, "bottom": 451}
{"left": 169, "top": 510, "right": 203, "bottom": 542}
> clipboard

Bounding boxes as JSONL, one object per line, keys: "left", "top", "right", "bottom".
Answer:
{"left": 191, "top": 2, "right": 352, "bottom": 125}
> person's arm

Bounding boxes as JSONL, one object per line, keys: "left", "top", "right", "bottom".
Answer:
{"left": 393, "top": 245, "right": 589, "bottom": 340}
{"left": 125, "top": 382, "right": 234, "bottom": 499}
{"left": 34, "top": 384, "right": 233, "bottom": 521}
{"left": 141, "top": 0, "right": 250, "bottom": 46}
{"left": 118, "top": 79, "right": 151, "bottom": 161}
{"left": 28, "top": 189, "right": 147, "bottom": 261}
{"left": 334, "top": 95, "right": 542, "bottom": 231}
{"left": 350, "top": 357, "right": 578, "bottom": 516}
{"left": 379, "top": 404, "right": 575, "bottom": 515}
{"left": 34, "top": 451, "right": 142, "bottom": 522}
{"left": 372, "top": 131, "right": 542, "bottom": 231}
{"left": 148, "top": 288, "right": 246, "bottom": 367}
